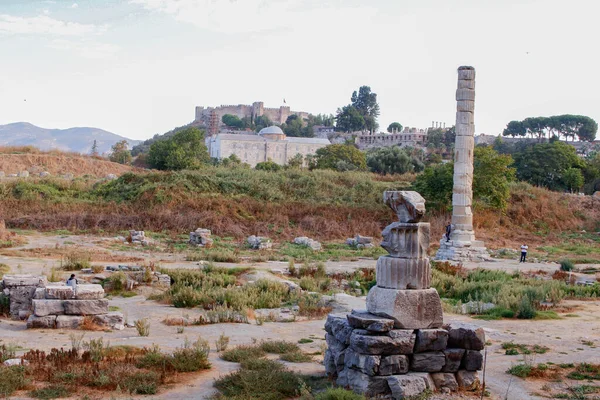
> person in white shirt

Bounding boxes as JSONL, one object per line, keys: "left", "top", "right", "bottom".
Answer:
{"left": 66, "top": 274, "right": 78, "bottom": 289}
{"left": 520, "top": 244, "right": 528, "bottom": 263}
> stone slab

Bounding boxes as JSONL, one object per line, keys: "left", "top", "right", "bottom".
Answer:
{"left": 346, "top": 369, "right": 390, "bottom": 397}
{"left": 33, "top": 299, "right": 65, "bottom": 317}
{"left": 375, "top": 256, "right": 431, "bottom": 290}
{"left": 444, "top": 322, "right": 485, "bottom": 350}
{"left": 74, "top": 284, "right": 105, "bottom": 300}
{"left": 383, "top": 191, "right": 425, "bottom": 223}
{"left": 366, "top": 287, "right": 444, "bottom": 329}
{"left": 45, "top": 285, "right": 74, "bottom": 300}
{"left": 26, "top": 315, "right": 56, "bottom": 329}
{"left": 344, "top": 348, "right": 380, "bottom": 376}
{"left": 92, "top": 312, "right": 124, "bottom": 328}
{"left": 349, "top": 330, "right": 415, "bottom": 355}
{"left": 442, "top": 348, "right": 465, "bottom": 372}
{"left": 379, "top": 355, "right": 409, "bottom": 376}
{"left": 33, "top": 288, "right": 46, "bottom": 299}
{"left": 462, "top": 350, "right": 483, "bottom": 371}
{"left": 325, "top": 314, "right": 353, "bottom": 345}
{"left": 347, "top": 310, "right": 394, "bottom": 332}
{"left": 414, "top": 329, "right": 448, "bottom": 353}
{"left": 56, "top": 315, "right": 84, "bottom": 329}
{"left": 387, "top": 374, "right": 427, "bottom": 399}
{"left": 456, "top": 370, "right": 480, "bottom": 391}
{"left": 3, "top": 275, "right": 47, "bottom": 287}
{"left": 380, "top": 222, "right": 430, "bottom": 259}
{"left": 63, "top": 299, "right": 109, "bottom": 315}
{"left": 410, "top": 351, "right": 446, "bottom": 372}
{"left": 431, "top": 372, "right": 459, "bottom": 392}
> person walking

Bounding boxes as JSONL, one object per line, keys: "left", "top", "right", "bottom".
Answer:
{"left": 520, "top": 244, "right": 528, "bottom": 263}
{"left": 445, "top": 222, "right": 452, "bottom": 242}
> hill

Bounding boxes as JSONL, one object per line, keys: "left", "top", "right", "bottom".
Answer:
{"left": 0, "top": 147, "right": 136, "bottom": 177}
{"left": 0, "top": 122, "right": 141, "bottom": 154}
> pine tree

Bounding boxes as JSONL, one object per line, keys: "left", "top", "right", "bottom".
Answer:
{"left": 91, "top": 140, "right": 99, "bottom": 156}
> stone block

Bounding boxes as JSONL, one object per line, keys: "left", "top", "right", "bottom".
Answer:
{"left": 431, "top": 372, "right": 459, "bottom": 392}
{"left": 458, "top": 79, "right": 475, "bottom": 89}
{"left": 334, "top": 349, "right": 347, "bottom": 372}
{"left": 347, "top": 310, "right": 394, "bottom": 332}
{"left": 410, "top": 372, "right": 436, "bottom": 390}
{"left": 455, "top": 135, "right": 475, "bottom": 150}
{"left": 456, "top": 370, "right": 480, "bottom": 391}
{"left": 324, "top": 350, "right": 337, "bottom": 377}
{"left": 375, "top": 256, "right": 430, "bottom": 290}
{"left": 349, "top": 329, "right": 415, "bottom": 355}
{"left": 456, "top": 100, "right": 474, "bottom": 113}
{"left": 344, "top": 348, "right": 380, "bottom": 376}
{"left": 56, "top": 315, "right": 84, "bottom": 329}
{"left": 33, "top": 288, "right": 46, "bottom": 299}
{"left": 336, "top": 368, "right": 348, "bottom": 387}
{"left": 3, "top": 275, "right": 47, "bottom": 287}
{"left": 411, "top": 352, "right": 446, "bottom": 372}
{"left": 33, "top": 299, "right": 65, "bottom": 317}
{"left": 326, "top": 333, "right": 346, "bottom": 355}
{"left": 442, "top": 348, "right": 465, "bottom": 372}
{"left": 366, "top": 287, "right": 444, "bottom": 329}
{"left": 414, "top": 329, "right": 449, "bottom": 352}
{"left": 92, "top": 312, "right": 124, "bottom": 328}
{"left": 27, "top": 315, "right": 56, "bottom": 329}
{"left": 380, "top": 222, "right": 429, "bottom": 259}
{"left": 383, "top": 191, "right": 425, "bottom": 223}
{"left": 45, "top": 285, "right": 74, "bottom": 300}
{"left": 63, "top": 299, "right": 109, "bottom": 315}
{"left": 462, "top": 350, "right": 483, "bottom": 371}
{"left": 9, "top": 286, "right": 36, "bottom": 316}
{"left": 458, "top": 67, "right": 476, "bottom": 80}
{"left": 325, "top": 314, "right": 354, "bottom": 345}
{"left": 456, "top": 88, "right": 475, "bottom": 101}
{"left": 379, "top": 355, "right": 409, "bottom": 376}
{"left": 18, "top": 310, "right": 31, "bottom": 320}
{"left": 346, "top": 369, "right": 390, "bottom": 397}
{"left": 444, "top": 322, "right": 485, "bottom": 350}
{"left": 387, "top": 374, "right": 427, "bottom": 399}
{"left": 455, "top": 123, "right": 475, "bottom": 136}
{"left": 456, "top": 111, "right": 474, "bottom": 125}
{"left": 74, "top": 284, "right": 104, "bottom": 300}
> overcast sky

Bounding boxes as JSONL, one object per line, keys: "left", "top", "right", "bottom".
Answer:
{"left": 1, "top": 0, "right": 598, "bottom": 140}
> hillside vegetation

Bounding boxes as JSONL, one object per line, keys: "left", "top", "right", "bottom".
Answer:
{"left": 0, "top": 167, "right": 596, "bottom": 250}
{"left": 0, "top": 147, "right": 136, "bottom": 177}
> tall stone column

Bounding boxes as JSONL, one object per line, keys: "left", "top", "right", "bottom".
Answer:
{"left": 436, "top": 66, "right": 489, "bottom": 261}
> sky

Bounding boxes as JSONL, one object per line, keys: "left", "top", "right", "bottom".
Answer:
{"left": 1, "top": 0, "right": 599, "bottom": 140}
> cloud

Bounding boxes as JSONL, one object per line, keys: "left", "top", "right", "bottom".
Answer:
{"left": 129, "top": 0, "right": 375, "bottom": 34}
{"left": 71, "top": 3, "right": 79, "bottom": 8}
{"left": 0, "top": 14, "right": 105, "bottom": 36}
{"left": 48, "top": 39, "right": 120, "bottom": 59}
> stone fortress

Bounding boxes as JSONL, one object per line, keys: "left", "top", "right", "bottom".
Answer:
{"left": 195, "top": 101, "right": 310, "bottom": 127}
{"left": 206, "top": 125, "right": 330, "bottom": 167}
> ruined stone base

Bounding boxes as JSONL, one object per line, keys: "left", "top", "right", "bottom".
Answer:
{"left": 324, "top": 313, "right": 484, "bottom": 399}
{"left": 435, "top": 238, "right": 490, "bottom": 262}
{"left": 366, "top": 287, "right": 443, "bottom": 329}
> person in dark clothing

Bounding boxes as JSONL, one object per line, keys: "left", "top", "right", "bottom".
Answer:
{"left": 66, "top": 274, "right": 78, "bottom": 288}
{"left": 445, "top": 222, "right": 452, "bottom": 242}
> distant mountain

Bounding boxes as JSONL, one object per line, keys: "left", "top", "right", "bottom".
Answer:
{"left": 0, "top": 122, "right": 141, "bottom": 154}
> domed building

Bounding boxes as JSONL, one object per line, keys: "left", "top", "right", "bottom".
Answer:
{"left": 206, "top": 126, "right": 330, "bottom": 167}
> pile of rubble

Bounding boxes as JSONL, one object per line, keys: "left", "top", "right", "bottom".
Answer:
{"left": 293, "top": 236, "right": 322, "bottom": 251}
{"left": 346, "top": 234, "right": 375, "bottom": 249}
{"left": 247, "top": 235, "right": 272, "bottom": 250}
{"left": 129, "top": 230, "right": 149, "bottom": 246}
{"left": 189, "top": 228, "right": 213, "bottom": 248}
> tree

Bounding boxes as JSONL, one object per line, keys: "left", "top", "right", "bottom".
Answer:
{"left": 255, "top": 159, "right": 282, "bottom": 171}
{"left": 413, "top": 163, "right": 454, "bottom": 210}
{"left": 282, "top": 115, "right": 314, "bottom": 138}
{"left": 472, "top": 146, "right": 515, "bottom": 209}
{"left": 335, "top": 105, "right": 365, "bottom": 133}
{"left": 90, "top": 140, "right": 99, "bottom": 157}
{"left": 563, "top": 168, "right": 584, "bottom": 193}
{"left": 254, "top": 115, "right": 273, "bottom": 132}
{"left": 287, "top": 153, "right": 304, "bottom": 169}
{"left": 147, "top": 127, "right": 210, "bottom": 171}
{"left": 503, "top": 115, "right": 597, "bottom": 142}
{"left": 109, "top": 140, "right": 132, "bottom": 165}
{"left": 387, "top": 122, "right": 403, "bottom": 133}
{"left": 313, "top": 144, "right": 367, "bottom": 171}
{"left": 367, "top": 146, "right": 423, "bottom": 175}
{"left": 222, "top": 114, "right": 244, "bottom": 129}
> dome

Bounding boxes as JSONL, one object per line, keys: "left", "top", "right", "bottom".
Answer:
{"left": 258, "top": 126, "right": 284, "bottom": 135}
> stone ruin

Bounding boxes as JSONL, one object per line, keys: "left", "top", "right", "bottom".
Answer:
{"left": 324, "top": 191, "right": 485, "bottom": 398}
{"left": 293, "top": 236, "right": 322, "bottom": 251}
{"left": 346, "top": 234, "right": 374, "bottom": 249}
{"left": 189, "top": 228, "right": 214, "bottom": 248}
{"left": 129, "top": 230, "right": 149, "bottom": 246}
{"left": 1, "top": 275, "right": 124, "bottom": 330}
{"left": 435, "top": 66, "right": 489, "bottom": 262}
{"left": 247, "top": 235, "right": 272, "bottom": 250}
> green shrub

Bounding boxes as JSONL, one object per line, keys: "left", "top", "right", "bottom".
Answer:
{"left": 134, "top": 318, "right": 150, "bottom": 337}
{"left": 0, "top": 366, "right": 27, "bottom": 397}
{"left": 0, "top": 293, "right": 9, "bottom": 316}
{"left": 30, "top": 385, "right": 70, "bottom": 399}
{"left": 239, "top": 358, "right": 284, "bottom": 371}
{"left": 517, "top": 296, "right": 537, "bottom": 319}
{"left": 560, "top": 259, "right": 575, "bottom": 271}
{"left": 221, "top": 344, "right": 266, "bottom": 363}
{"left": 108, "top": 271, "right": 127, "bottom": 292}
{"left": 0, "top": 263, "right": 10, "bottom": 278}
{"left": 260, "top": 341, "right": 300, "bottom": 354}
{"left": 0, "top": 344, "right": 16, "bottom": 362}
{"left": 506, "top": 363, "right": 533, "bottom": 378}
{"left": 279, "top": 351, "right": 312, "bottom": 363}
{"left": 171, "top": 337, "right": 211, "bottom": 372}
{"left": 315, "top": 387, "right": 366, "bottom": 400}
{"left": 61, "top": 249, "right": 91, "bottom": 270}
{"left": 122, "top": 371, "right": 159, "bottom": 394}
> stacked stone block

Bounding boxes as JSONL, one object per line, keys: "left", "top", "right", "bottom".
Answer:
{"left": 325, "top": 313, "right": 483, "bottom": 398}
{"left": 1, "top": 275, "right": 47, "bottom": 320}
{"left": 189, "top": 228, "right": 213, "bottom": 248}
{"left": 346, "top": 235, "right": 375, "bottom": 249}
{"left": 26, "top": 284, "right": 124, "bottom": 330}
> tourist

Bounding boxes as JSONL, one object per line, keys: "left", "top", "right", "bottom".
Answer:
{"left": 66, "top": 274, "right": 78, "bottom": 288}
{"left": 520, "top": 244, "right": 528, "bottom": 263}
{"left": 445, "top": 222, "right": 452, "bottom": 242}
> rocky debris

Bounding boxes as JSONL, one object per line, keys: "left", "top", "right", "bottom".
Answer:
{"left": 444, "top": 322, "right": 486, "bottom": 350}
{"left": 39, "top": 171, "right": 51, "bottom": 178}
{"left": 128, "top": 230, "right": 149, "bottom": 246}
{"left": 189, "top": 228, "right": 213, "bottom": 248}
{"left": 293, "top": 236, "right": 322, "bottom": 251}
{"left": 347, "top": 310, "right": 394, "bottom": 333}
{"left": 247, "top": 235, "right": 272, "bottom": 250}
{"left": 384, "top": 191, "right": 426, "bottom": 223}
{"left": 93, "top": 312, "right": 125, "bottom": 330}
{"left": 1, "top": 275, "right": 47, "bottom": 319}
{"left": 346, "top": 234, "right": 375, "bottom": 249}
{"left": 17, "top": 171, "right": 29, "bottom": 178}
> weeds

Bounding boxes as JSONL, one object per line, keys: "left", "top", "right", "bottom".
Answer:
{"left": 0, "top": 366, "right": 27, "bottom": 397}
{"left": 280, "top": 352, "right": 313, "bottom": 363}
{"left": 30, "top": 385, "right": 70, "bottom": 399}
{"left": 134, "top": 318, "right": 150, "bottom": 337}
{"left": 60, "top": 249, "right": 91, "bottom": 270}
{"left": 221, "top": 344, "right": 266, "bottom": 363}
{"left": 215, "top": 333, "right": 230, "bottom": 352}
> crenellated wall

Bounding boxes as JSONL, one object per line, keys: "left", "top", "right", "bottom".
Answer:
{"left": 195, "top": 102, "right": 309, "bottom": 127}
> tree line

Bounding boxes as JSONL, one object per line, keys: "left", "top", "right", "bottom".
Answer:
{"left": 503, "top": 115, "right": 597, "bottom": 142}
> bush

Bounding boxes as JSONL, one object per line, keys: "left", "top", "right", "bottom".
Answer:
{"left": 517, "top": 296, "right": 537, "bottom": 319}
{"left": 30, "top": 385, "right": 70, "bottom": 399}
{"left": 221, "top": 345, "right": 266, "bottom": 363}
{"left": 0, "top": 366, "right": 27, "bottom": 397}
{"left": 315, "top": 387, "right": 366, "bottom": 400}
{"left": 506, "top": 363, "right": 533, "bottom": 378}
{"left": 0, "top": 263, "right": 10, "bottom": 278}
{"left": 61, "top": 249, "right": 91, "bottom": 270}
{"left": 122, "top": 371, "right": 159, "bottom": 394}
{"left": 560, "top": 259, "right": 575, "bottom": 271}
{"left": 135, "top": 318, "right": 150, "bottom": 337}
{"left": 215, "top": 333, "right": 230, "bottom": 352}
{"left": 171, "top": 337, "right": 211, "bottom": 372}
{"left": 260, "top": 341, "right": 300, "bottom": 354}
{"left": 108, "top": 271, "right": 127, "bottom": 292}
{"left": 279, "top": 351, "right": 312, "bottom": 363}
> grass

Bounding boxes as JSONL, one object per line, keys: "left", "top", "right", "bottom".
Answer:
{"left": 220, "top": 345, "right": 266, "bottom": 363}
{"left": 279, "top": 351, "right": 313, "bottom": 363}
{"left": 259, "top": 341, "right": 300, "bottom": 354}
{"left": 29, "top": 385, "right": 70, "bottom": 399}
{"left": 501, "top": 342, "right": 549, "bottom": 355}
{"left": 0, "top": 366, "right": 27, "bottom": 397}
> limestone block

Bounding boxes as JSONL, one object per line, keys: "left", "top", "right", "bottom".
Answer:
{"left": 431, "top": 372, "right": 459, "bottom": 392}
{"left": 444, "top": 322, "right": 486, "bottom": 350}
{"left": 335, "top": 349, "right": 347, "bottom": 372}
{"left": 324, "top": 350, "right": 337, "bottom": 377}
{"left": 63, "top": 299, "right": 109, "bottom": 315}
{"left": 347, "top": 369, "right": 390, "bottom": 397}
{"left": 454, "top": 149, "right": 474, "bottom": 164}
{"left": 336, "top": 368, "right": 349, "bottom": 387}
{"left": 247, "top": 235, "right": 272, "bottom": 250}
{"left": 411, "top": 352, "right": 446, "bottom": 372}
{"left": 409, "top": 372, "right": 436, "bottom": 390}
{"left": 456, "top": 370, "right": 481, "bottom": 390}
{"left": 56, "top": 315, "right": 84, "bottom": 329}
{"left": 355, "top": 235, "right": 373, "bottom": 244}
{"left": 414, "top": 329, "right": 449, "bottom": 353}
{"left": 349, "top": 329, "right": 415, "bottom": 355}
{"left": 3, "top": 275, "right": 47, "bottom": 287}
{"left": 325, "top": 314, "right": 354, "bottom": 345}
{"left": 347, "top": 310, "right": 394, "bottom": 332}
{"left": 379, "top": 355, "right": 409, "bottom": 376}
{"left": 442, "top": 348, "right": 465, "bottom": 372}
{"left": 387, "top": 374, "right": 427, "bottom": 399}
{"left": 452, "top": 193, "right": 473, "bottom": 207}
{"left": 93, "top": 312, "right": 124, "bottom": 328}
{"left": 458, "top": 79, "right": 475, "bottom": 89}
{"left": 74, "top": 284, "right": 104, "bottom": 300}
{"left": 462, "top": 350, "right": 483, "bottom": 371}
{"left": 33, "top": 300, "right": 65, "bottom": 317}
{"left": 18, "top": 310, "right": 31, "bottom": 320}
{"left": 383, "top": 191, "right": 425, "bottom": 223}
{"left": 457, "top": 67, "right": 475, "bottom": 80}
{"left": 293, "top": 237, "right": 321, "bottom": 251}
{"left": 376, "top": 256, "right": 430, "bottom": 290}
{"left": 326, "top": 333, "right": 346, "bottom": 355}
{"left": 33, "top": 288, "right": 46, "bottom": 299}
{"left": 344, "top": 348, "right": 380, "bottom": 376}
{"left": 452, "top": 206, "right": 471, "bottom": 216}
{"left": 45, "top": 285, "right": 74, "bottom": 300}
{"left": 4, "top": 359, "right": 28, "bottom": 367}
{"left": 456, "top": 88, "right": 475, "bottom": 101}
{"left": 456, "top": 111, "right": 474, "bottom": 125}
{"left": 27, "top": 315, "right": 57, "bottom": 329}
{"left": 366, "top": 287, "right": 444, "bottom": 329}
{"left": 381, "top": 222, "right": 430, "bottom": 259}
{"left": 455, "top": 123, "right": 475, "bottom": 137}
{"left": 455, "top": 135, "right": 475, "bottom": 150}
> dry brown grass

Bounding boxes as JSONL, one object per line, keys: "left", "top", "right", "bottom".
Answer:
{"left": 79, "top": 316, "right": 105, "bottom": 331}
{"left": 0, "top": 246, "right": 144, "bottom": 263}
{"left": 0, "top": 150, "right": 137, "bottom": 177}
